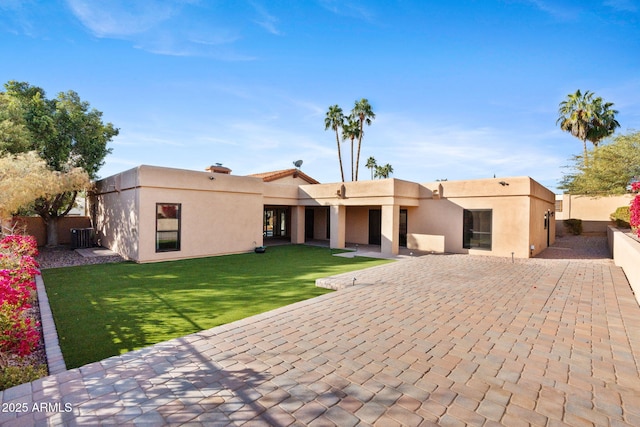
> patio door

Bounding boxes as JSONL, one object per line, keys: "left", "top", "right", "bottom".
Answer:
{"left": 264, "top": 207, "right": 290, "bottom": 238}
{"left": 369, "top": 209, "right": 381, "bottom": 245}
{"left": 305, "top": 208, "right": 314, "bottom": 239}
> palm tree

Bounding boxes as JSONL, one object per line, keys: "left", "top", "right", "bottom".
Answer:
{"left": 342, "top": 118, "right": 360, "bottom": 181}
{"left": 365, "top": 156, "right": 377, "bottom": 180}
{"left": 324, "top": 105, "right": 345, "bottom": 182}
{"left": 351, "top": 98, "right": 375, "bottom": 181}
{"left": 557, "top": 90, "right": 619, "bottom": 163}
{"left": 375, "top": 163, "right": 393, "bottom": 179}
{"left": 587, "top": 97, "right": 620, "bottom": 148}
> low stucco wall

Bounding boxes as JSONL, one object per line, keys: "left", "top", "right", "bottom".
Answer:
{"left": 608, "top": 226, "right": 640, "bottom": 306}
{"left": 407, "top": 233, "right": 445, "bottom": 253}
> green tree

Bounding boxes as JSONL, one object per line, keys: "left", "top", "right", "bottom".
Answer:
{"left": 0, "top": 93, "right": 31, "bottom": 154}
{"left": 557, "top": 89, "right": 620, "bottom": 163}
{"left": 342, "top": 118, "right": 360, "bottom": 181}
{"left": 365, "top": 156, "right": 377, "bottom": 180}
{"left": 374, "top": 163, "right": 394, "bottom": 179}
{"left": 1, "top": 81, "right": 119, "bottom": 245}
{"left": 351, "top": 98, "right": 375, "bottom": 181}
{"left": 560, "top": 130, "right": 640, "bottom": 195}
{"left": 324, "top": 105, "right": 346, "bottom": 182}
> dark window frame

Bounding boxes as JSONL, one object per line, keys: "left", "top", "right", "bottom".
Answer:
{"left": 463, "top": 209, "right": 492, "bottom": 250}
{"left": 156, "top": 203, "right": 181, "bottom": 252}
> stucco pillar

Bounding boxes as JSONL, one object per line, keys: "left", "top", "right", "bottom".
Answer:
{"left": 381, "top": 204, "right": 400, "bottom": 256}
{"left": 329, "top": 205, "right": 346, "bottom": 249}
{"left": 290, "top": 205, "right": 305, "bottom": 244}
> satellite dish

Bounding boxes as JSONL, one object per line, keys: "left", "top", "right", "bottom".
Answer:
{"left": 293, "top": 160, "right": 303, "bottom": 168}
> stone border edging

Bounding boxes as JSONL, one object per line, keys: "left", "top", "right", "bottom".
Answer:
{"left": 35, "top": 273, "right": 66, "bottom": 374}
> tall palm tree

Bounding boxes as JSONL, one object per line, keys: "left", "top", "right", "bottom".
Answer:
{"left": 351, "top": 98, "right": 375, "bottom": 181}
{"left": 342, "top": 118, "right": 360, "bottom": 181}
{"left": 557, "top": 89, "right": 619, "bottom": 163}
{"left": 365, "top": 156, "right": 377, "bottom": 180}
{"left": 324, "top": 105, "right": 345, "bottom": 182}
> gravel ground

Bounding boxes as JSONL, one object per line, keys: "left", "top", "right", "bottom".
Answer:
{"left": 535, "top": 233, "right": 611, "bottom": 261}
{"left": 36, "top": 246, "right": 125, "bottom": 269}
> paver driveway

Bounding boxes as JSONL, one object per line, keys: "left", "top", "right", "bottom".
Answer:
{"left": 1, "top": 253, "right": 640, "bottom": 426}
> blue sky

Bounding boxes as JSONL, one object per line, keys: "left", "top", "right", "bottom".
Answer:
{"left": 1, "top": 0, "right": 639, "bottom": 192}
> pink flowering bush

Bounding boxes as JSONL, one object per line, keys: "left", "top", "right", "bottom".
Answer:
{"left": 0, "top": 234, "right": 38, "bottom": 258}
{"left": 0, "top": 235, "right": 41, "bottom": 357}
{"left": 630, "top": 182, "right": 640, "bottom": 238}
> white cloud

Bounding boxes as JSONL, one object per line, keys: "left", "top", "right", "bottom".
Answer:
{"left": 250, "top": 2, "right": 282, "bottom": 35}
{"left": 604, "top": 0, "right": 638, "bottom": 12}
{"left": 516, "top": 0, "right": 581, "bottom": 20}
{"left": 64, "top": 0, "right": 255, "bottom": 59}
{"left": 363, "top": 112, "right": 566, "bottom": 187}
{"left": 317, "top": 0, "right": 376, "bottom": 22}
{"left": 0, "top": 0, "right": 43, "bottom": 36}
{"left": 65, "top": 0, "right": 177, "bottom": 37}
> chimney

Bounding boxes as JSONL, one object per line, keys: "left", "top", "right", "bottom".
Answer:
{"left": 205, "top": 163, "right": 232, "bottom": 174}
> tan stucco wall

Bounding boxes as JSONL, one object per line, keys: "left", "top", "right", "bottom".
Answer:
{"left": 95, "top": 166, "right": 555, "bottom": 261}
{"left": 529, "top": 195, "right": 556, "bottom": 255}
{"left": 414, "top": 177, "right": 555, "bottom": 257}
{"left": 262, "top": 183, "right": 301, "bottom": 206}
{"left": 345, "top": 207, "right": 370, "bottom": 244}
{"left": 414, "top": 196, "right": 532, "bottom": 257}
{"left": 268, "top": 174, "right": 316, "bottom": 186}
{"left": 93, "top": 167, "right": 140, "bottom": 260}
{"left": 95, "top": 165, "right": 264, "bottom": 263}
{"left": 298, "top": 178, "right": 420, "bottom": 207}
{"left": 308, "top": 207, "right": 329, "bottom": 240}
{"left": 557, "top": 194, "right": 633, "bottom": 234}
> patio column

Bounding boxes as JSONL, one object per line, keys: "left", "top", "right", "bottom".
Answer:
{"left": 381, "top": 204, "right": 399, "bottom": 256}
{"left": 329, "top": 205, "right": 346, "bottom": 249}
{"left": 290, "top": 206, "right": 305, "bottom": 244}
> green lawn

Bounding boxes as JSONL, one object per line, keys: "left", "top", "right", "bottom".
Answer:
{"left": 42, "top": 245, "right": 391, "bottom": 369}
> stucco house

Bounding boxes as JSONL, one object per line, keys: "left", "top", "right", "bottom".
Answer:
{"left": 91, "top": 165, "right": 555, "bottom": 263}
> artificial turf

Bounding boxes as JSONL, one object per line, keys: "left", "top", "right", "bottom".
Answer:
{"left": 42, "top": 245, "right": 391, "bottom": 369}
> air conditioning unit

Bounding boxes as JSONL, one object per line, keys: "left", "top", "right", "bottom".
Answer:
{"left": 71, "top": 228, "right": 93, "bottom": 249}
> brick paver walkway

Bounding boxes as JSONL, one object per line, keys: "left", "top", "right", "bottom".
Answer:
{"left": 2, "top": 253, "right": 639, "bottom": 426}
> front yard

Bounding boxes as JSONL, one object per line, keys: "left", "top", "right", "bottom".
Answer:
{"left": 42, "top": 245, "right": 391, "bottom": 369}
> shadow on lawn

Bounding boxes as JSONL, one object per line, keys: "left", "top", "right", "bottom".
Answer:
{"left": 45, "top": 245, "right": 389, "bottom": 369}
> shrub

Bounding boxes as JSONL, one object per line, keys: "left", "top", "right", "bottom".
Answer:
{"left": 0, "top": 235, "right": 38, "bottom": 257}
{"left": 0, "top": 364, "right": 47, "bottom": 390}
{"left": 0, "top": 235, "right": 40, "bottom": 357}
{"left": 564, "top": 219, "right": 583, "bottom": 235}
{"left": 631, "top": 182, "right": 640, "bottom": 237}
{"left": 0, "top": 305, "right": 40, "bottom": 356}
{"left": 611, "top": 206, "right": 631, "bottom": 228}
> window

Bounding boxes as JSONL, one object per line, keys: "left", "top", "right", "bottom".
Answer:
{"left": 156, "top": 203, "right": 181, "bottom": 252}
{"left": 399, "top": 209, "right": 408, "bottom": 247}
{"left": 463, "top": 209, "right": 492, "bottom": 250}
{"left": 555, "top": 200, "right": 563, "bottom": 212}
